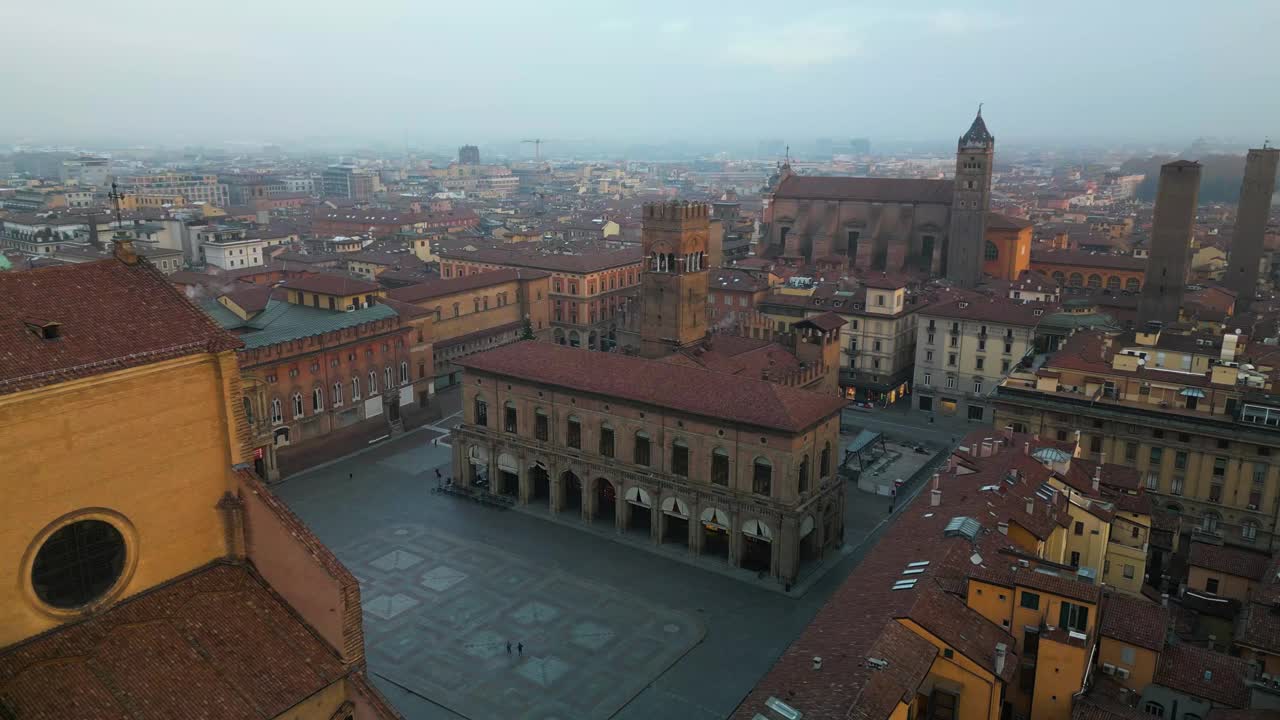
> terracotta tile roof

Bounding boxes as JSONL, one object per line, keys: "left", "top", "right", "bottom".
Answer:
{"left": 1188, "top": 541, "right": 1272, "bottom": 581}
{"left": 1235, "top": 600, "right": 1280, "bottom": 654}
{"left": 669, "top": 337, "right": 802, "bottom": 377}
{"left": 922, "top": 295, "right": 1053, "bottom": 326}
{"left": 1073, "top": 694, "right": 1149, "bottom": 720}
{"left": 458, "top": 342, "right": 846, "bottom": 433}
{"left": 279, "top": 273, "right": 383, "bottom": 296}
{"left": 1100, "top": 593, "right": 1169, "bottom": 650}
{"left": 1153, "top": 642, "right": 1251, "bottom": 708}
{"left": 1032, "top": 249, "right": 1147, "bottom": 271}
{"left": 708, "top": 268, "right": 768, "bottom": 292}
{"left": 221, "top": 284, "right": 273, "bottom": 314}
{"left": 794, "top": 311, "right": 846, "bottom": 332}
{"left": 0, "top": 563, "right": 347, "bottom": 720}
{"left": 773, "top": 175, "right": 953, "bottom": 204}
{"left": 1207, "top": 709, "right": 1280, "bottom": 720}
{"left": 387, "top": 267, "right": 547, "bottom": 304}
{"left": 732, "top": 457, "right": 1033, "bottom": 719}
{"left": 988, "top": 212, "right": 1034, "bottom": 231}
{"left": 0, "top": 259, "right": 242, "bottom": 396}
{"left": 437, "top": 242, "right": 642, "bottom": 274}
{"left": 846, "top": 621, "right": 938, "bottom": 720}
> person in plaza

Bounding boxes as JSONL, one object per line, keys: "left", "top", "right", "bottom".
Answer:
{"left": 506, "top": 641, "right": 512, "bottom": 655}
{"left": 517, "top": 642, "right": 523, "bottom": 655}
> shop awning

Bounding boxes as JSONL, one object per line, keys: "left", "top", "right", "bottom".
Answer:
{"left": 1179, "top": 387, "right": 1206, "bottom": 398}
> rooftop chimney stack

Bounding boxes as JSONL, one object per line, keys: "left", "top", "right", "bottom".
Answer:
{"left": 1025, "top": 497, "right": 1034, "bottom": 515}
{"left": 931, "top": 489, "right": 942, "bottom": 507}
{"left": 1092, "top": 466, "right": 1102, "bottom": 493}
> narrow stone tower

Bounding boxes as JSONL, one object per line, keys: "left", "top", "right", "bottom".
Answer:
{"left": 1225, "top": 146, "right": 1279, "bottom": 312}
{"left": 1138, "top": 160, "right": 1202, "bottom": 326}
{"left": 945, "top": 108, "right": 995, "bottom": 287}
{"left": 640, "top": 201, "right": 710, "bottom": 359}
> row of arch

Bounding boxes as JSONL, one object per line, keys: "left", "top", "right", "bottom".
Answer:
{"left": 1166, "top": 502, "right": 1261, "bottom": 542}
{"left": 1047, "top": 270, "right": 1141, "bottom": 292}
{"left": 648, "top": 251, "right": 706, "bottom": 273}
{"left": 552, "top": 326, "right": 618, "bottom": 351}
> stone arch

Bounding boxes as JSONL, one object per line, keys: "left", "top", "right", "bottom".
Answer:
{"left": 568, "top": 329, "right": 581, "bottom": 347}
{"left": 742, "top": 518, "right": 774, "bottom": 540}
{"left": 1051, "top": 271, "right": 1066, "bottom": 285}
{"left": 625, "top": 486, "right": 652, "bottom": 507}
{"left": 1106, "top": 275, "right": 1121, "bottom": 290}
{"left": 661, "top": 496, "right": 690, "bottom": 518}
{"left": 1087, "top": 273, "right": 1102, "bottom": 289}
{"left": 1125, "top": 277, "right": 1140, "bottom": 292}
{"left": 553, "top": 327, "right": 565, "bottom": 345}
{"left": 1069, "top": 272, "right": 1084, "bottom": 287}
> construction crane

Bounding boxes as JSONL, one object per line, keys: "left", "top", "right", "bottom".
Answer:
{"left": 521, "top": 138, "right": 548, "bottom": 161}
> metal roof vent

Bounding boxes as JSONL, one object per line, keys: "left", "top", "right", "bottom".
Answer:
{"left": 944, "top": 516, "right": 981, "bottom": 541}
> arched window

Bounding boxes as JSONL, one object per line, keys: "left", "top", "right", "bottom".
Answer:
{"left": 384, "top": 365, "right": 393, "bottom": 390}
{"left": 1125, "top": 277, "right": 1140, "bottom": 292}
{"left": 368, "top": 370, "right": 378, "bottom": 395}
{"left": 242, "top": 396, "right": 255, "bottom": 425}
{"left": 312, "top": 387, "right": 323, "bottom": 412}
{"left": 711, "top": 447, "right": 729, "bottom": 486}
{"left": 473, "top": 397, "right": 488, "bottom": 426}
{"left": 671, "top": 439, "right": 689, "bottom": 476}
{"left": 634, "top": 431, "right": 651, "bottom": 466}
{"left": 1106, "top": 275, "right": 1121, "bottom": 290}
{"left": 1052, "top": 271, "right": 1066, "bottom": 285}
{"left": 351, "top": 375, "right": 361, "bottom": 400}
{"left": 1243, "top": 519, "right": 1259, "bottom": 542}
{"left": 31, "top": 518, "right": 127, "bottom": 609}
{"left": 271, "top": 397, "right": 282, "bottom": 424}
{"left": 984, "top": 241, "right": 999, "bottom": 260}
{"left": 649, "top": 252, "right": 658, "bottom": 271}
{"left": 333, "top": 381, "right": 343, "bottom": 407}
{"left": 292, "top": 392, "right": 304, "bottom": 419}
{"left": 820, "top": 442, "right": 832, "bottom": 477}
{"left": 1069, "top": 272, "right": 1084, "bottom": 287}
{"left": 1202, "top": 511, "right": 1220, "bottom": 532}
{"left": 798, "top": 455, "right": 811, "bottom": 492}
{"left": 1087, "top": 274, "right": 1102, "bottom": 289}
{"left": 400, "top": 362, "right": 409, "bottom": 384}
{"left": 503, "top": 401, "right": 517, "bottom": 433}
{"left": 753, "top": 457, "right": 772, "bottom": 496}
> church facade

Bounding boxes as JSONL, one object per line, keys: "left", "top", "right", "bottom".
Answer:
{"left": 762, "top": 110, "right": 995, "bottom": 286}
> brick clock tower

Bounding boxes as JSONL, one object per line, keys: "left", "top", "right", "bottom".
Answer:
{"left": 640, "top": 201, "right": 710, "bottom": 359}
{"left": 945, "top": 108, "right": 995, "bottom": 288}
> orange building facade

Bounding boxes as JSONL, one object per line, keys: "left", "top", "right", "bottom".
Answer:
{"left": 983, "top": 213, "right": 1033, "bottom": 281}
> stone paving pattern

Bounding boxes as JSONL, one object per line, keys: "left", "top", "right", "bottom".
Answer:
{"left": 344, "top": 522, "right": 702, "bottom": 720}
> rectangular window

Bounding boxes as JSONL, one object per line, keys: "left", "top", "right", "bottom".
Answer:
{"left": 978, "top": 338, "right": 987, "bottom": 351}
{"left": 1146, "top": 472, "right": 1159, "bottom": 491}
{"left": 927, "top": 332, "right": 935, "bottom": 344}
{"left": 1123, "top": 564, "right": 1135, "bottom": 579}
{"left": 926, "top": 351, "right": 933, "bottom": 362}
{"left": 923, "top": 373, "right": 932, "bottom": 386}
{"left": 1020, "top": 592, "right": 1040, "bottom": 610}
{"left": 599, "top": 427, "right": 615, "bottom": 457}
{"left": 567, "top": 418, "right": 581, "bottom": 449}
{"left": 1171, "top": 475, "right": 1184, "bottom": 495}
{"left": 1001, "top": 359, "right": 1010, "bottom": 373}
{"left": 1206, "top": 577, "right": 1220, "bottom": 594}
{"left": 1059, "top": 601, "right": 1089, "bottom": 632}
{"left": 535, "top": 413, "right": 549, "bottom": 441}
{"left": 634, "top": 435, "right": 651, "bottom": 466}
{"left": 1149, "top": 447, "right": 1163, "bottom": 465}
{"left": 1004, "top": 342, "right": 1013, "bottom": 354}
{"left": 1074, "top": 521, "right": 1085, "bottom": 536}
{"left": 711, "top": 452, "right": 729, "bottom": 486}
{"left": 948, "top": 353, "right": 957, "bottom": 367}
{"left": 976, "top": 357, "right": 985, "bottom": 371}
{"left": 1090, "top": 436, "right": 1103, "bottom": 453}
{"left": 1212, "top": 457, "right": 1227, "bottom": 478}
{"left": 973, "top": 381, "right": 983, "bottom": 394}
{"left": 1208, "top": 483, "right": 1222, "bottom": 503}
{"left": 946, "top": 376, "right": 956, "bottom": 389}
{"left": 474, "top": 399, "right": 488, "bottom": 427}
{"left": 1125, "top": 442, "right": 1138, "bottom": 462}
{"left": 1174, "top": 451, "right": 1187, "bottom": 470}
{"left": 504, "top": 405, "right": 517, "bottom": 433}
{"left": 672, "top": 443, "right": 689, "bottom": 476}
{"left": 1070, "top": 551, "right": 1081, "bottom": 567}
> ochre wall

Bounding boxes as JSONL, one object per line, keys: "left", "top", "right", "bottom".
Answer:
{"left": 897, "top": 618, "right": 1003, "bottom": 720}
{"left": 0, "top": 355, "right": 237, "bottom": 647}
{"left": 270, "top": 679, "right": 348, "bottom": 720}
{"left": 1188, "top": 566, "right": 1254, "bottom": 602}
{"left": 1030, "top": 636, "right": 1088, "bottom": 720}
{"left": 1097, "top": 637, "right": 1158, "bottom": 691}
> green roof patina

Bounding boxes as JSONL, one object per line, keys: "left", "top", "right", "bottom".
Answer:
{"left": 199, "top": 298, "right": 399, "bottom": 349}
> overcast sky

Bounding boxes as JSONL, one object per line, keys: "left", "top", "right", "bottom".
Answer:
{"left": 2, "top": 0, "right": 1276, "bottom": 149}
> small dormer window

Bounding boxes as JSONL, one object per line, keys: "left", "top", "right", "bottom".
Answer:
{"left": 1033, "top": 308, "right": 1044, "bottom": 316}
{"left": 24, "top": 319, "right": 61, "bottom": 340}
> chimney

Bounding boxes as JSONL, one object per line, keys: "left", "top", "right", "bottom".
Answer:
{"left": 931, "top": 489, "right": 942, "bottom": 507}
{"left": 1025, "top": 497, "right": 1034, "bottom": 515}
{"left": 1003, "top": 425, "right": 1014, "bottom": 441}
{"left": 812, "top": 656, "right": 823, "bottom": 671}
{"left": 994, "top": 643, "right": 1008, "bottom": 677}
{"left": 1092, "top": 466, "right": 1102, "bottom": 493}
{"left": 112, "top": 233, "right": 139, "bottom": 265}
{"left": 1023, "top": 441, "right": 1030, "bottom": 456}
{"left": 1161, "top": 593, "right": 1169, "bottom": 607}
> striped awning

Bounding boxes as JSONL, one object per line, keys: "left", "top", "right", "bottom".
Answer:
{"left": 1179, "top": 387, "right": 1206, "bottom": 398}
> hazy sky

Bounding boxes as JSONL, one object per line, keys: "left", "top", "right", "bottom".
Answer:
{"left": 2, "top": 0, "right": 1276, "bottom": 148}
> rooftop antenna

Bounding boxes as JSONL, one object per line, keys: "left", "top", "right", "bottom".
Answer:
{"left": 108, "top": 180, "right": 126, "bottom": 227}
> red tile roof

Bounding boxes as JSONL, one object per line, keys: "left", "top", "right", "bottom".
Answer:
{"left": 988, "top": 212, "right": 1035, "bottom": 231}
{"left": 0, "top": 259, "right": 242, "bottom": 396}
{"left": 1099, "top": 593, "right": 1169, "bottom": 651}
{"left": 387, "top": 267, "right": 547, "bottom": 304}
{"left": 458, "top": 341, "right": 847, "bottom": 433}
{"left": 922, "top": 294, "right": 1053, "bottom": 326}
{"left": 1235, "top": 600, "right": 1280, "bottom": 654}
{"left": 437, "top": 243, "right": 642, "bottom": 274}
{"left": 1188, "top": 541, "right": 1272, "bottom": 581}
{"left": 774, "top": 175, "right": 954, "bottom": 204}
{"left": 1032, "top": 249, "right": 1146, "bottom": 271}
{"left": 280, "top": 273, "right": 383, "bottom": 296}
{"left": 794, "top": 311, "right": 846, "bottom": 333}
{"left": 1153, "top": 642, "right": 1251, "bottom": 708}
{"left": 0, "top": 563, "right": 348, "bottom": 720}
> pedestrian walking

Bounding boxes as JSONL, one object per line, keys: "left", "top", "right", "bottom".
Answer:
{"left": 506, "top": 641, "right": 512, "bottom": 655}
{"left": 517, "top": 642, "right": 523, "bottom": 655}
{"left": 435, "top": 468, "right": 441, "bottom": 479}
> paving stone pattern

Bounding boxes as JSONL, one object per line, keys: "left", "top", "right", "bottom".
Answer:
{"left": 343, "top": 523, "right": 704, "bottom": 720}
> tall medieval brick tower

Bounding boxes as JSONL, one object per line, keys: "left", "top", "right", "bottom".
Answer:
{"left": 945, "top": 108, "right": 995, "bottom": 287}
{"left": 1225, "top": 146, "right": 1279, "bottom": 312}
{"left": 640, "top": 201, "right": 710, "bottom": 359}
{"left": 1138, "top": 160, "right": 1202, "bottom": 326}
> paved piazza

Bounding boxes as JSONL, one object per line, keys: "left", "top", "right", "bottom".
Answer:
{"left": 341, "top": 522, "right": 703, "bottom": 720}
{"left": 275, "top": 409, "right": 924, "bottom": 720}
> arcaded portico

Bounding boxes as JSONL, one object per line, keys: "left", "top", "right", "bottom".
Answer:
{"left": 451, "top": 341, "right": 847, "bottom": 584}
